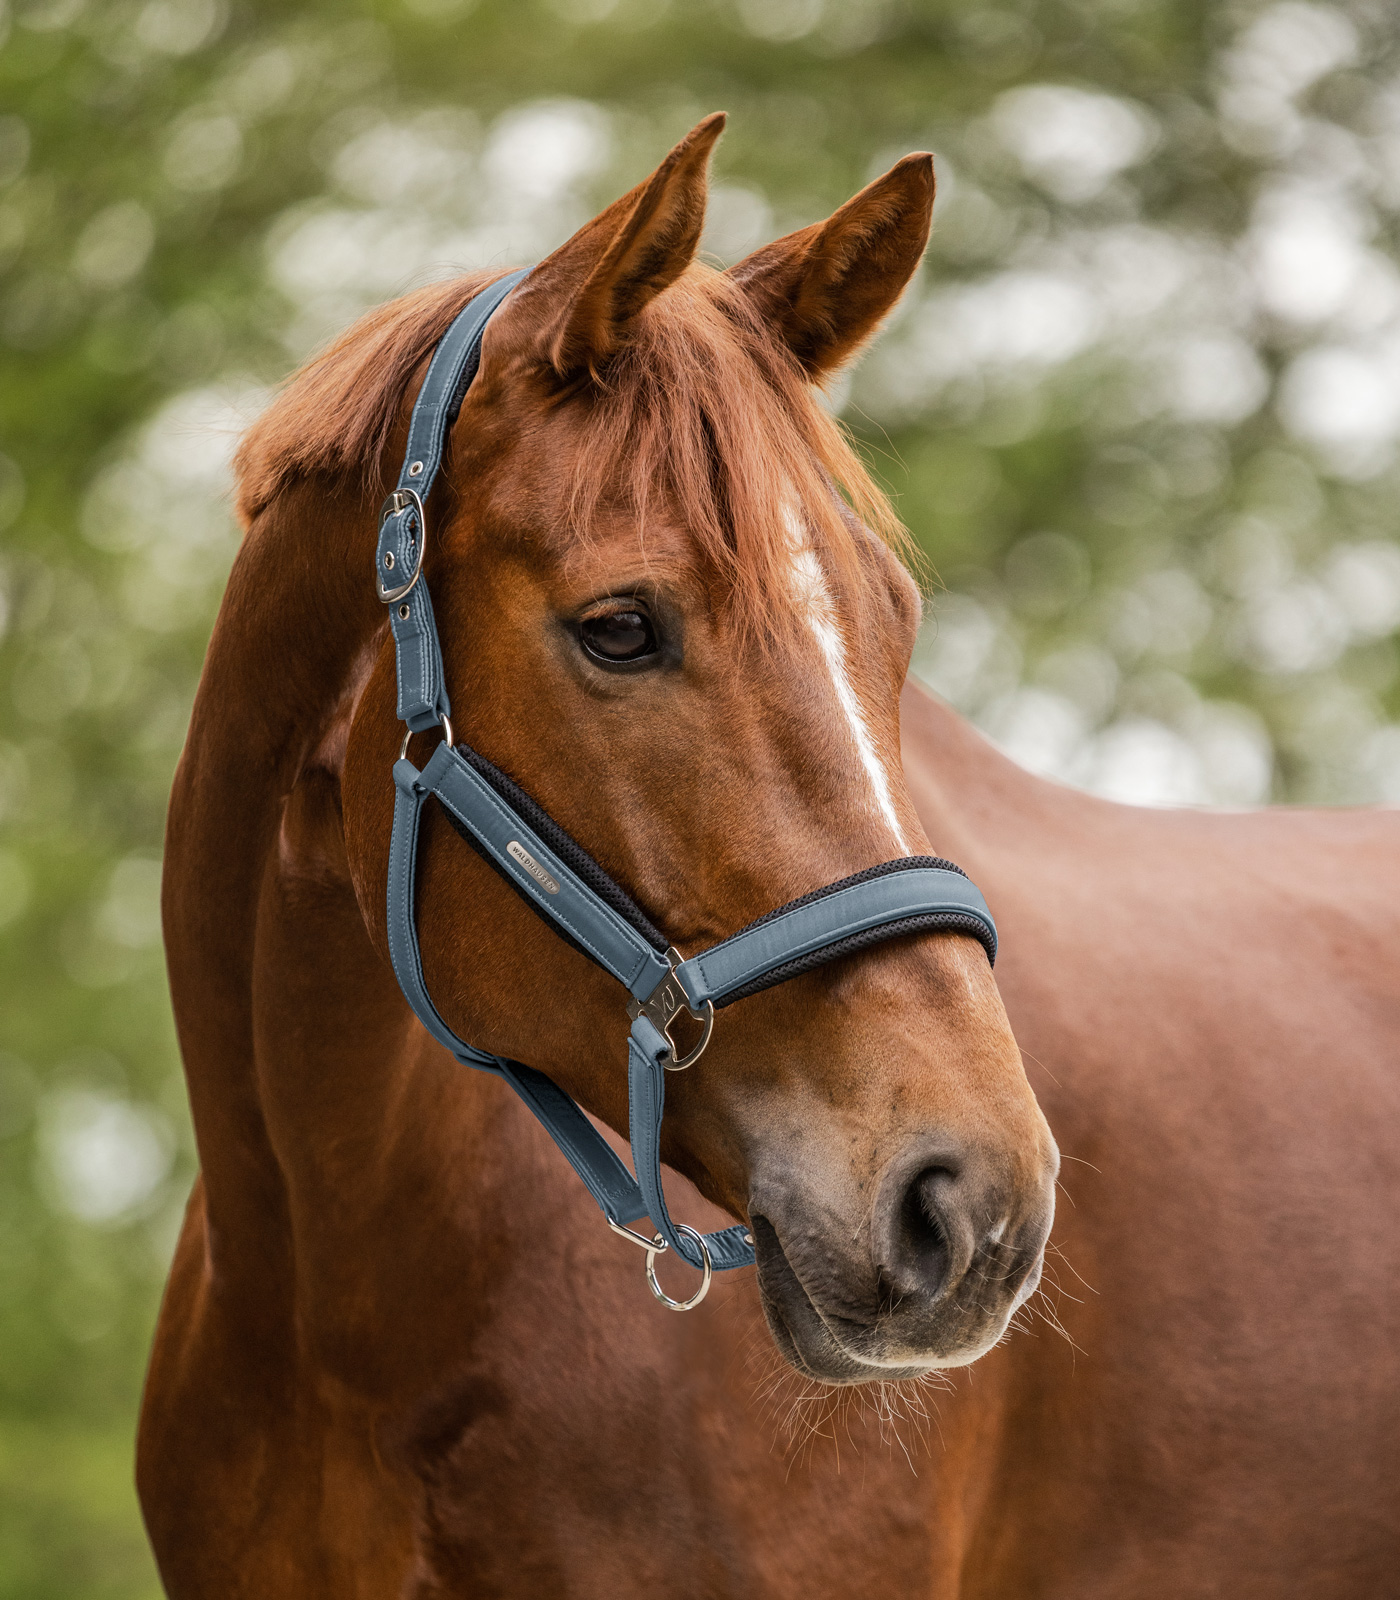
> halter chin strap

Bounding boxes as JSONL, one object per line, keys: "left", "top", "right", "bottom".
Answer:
{"left": 377, "top": 274, "right": 999, "bottom": 1306}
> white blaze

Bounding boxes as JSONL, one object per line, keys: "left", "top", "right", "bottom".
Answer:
{"left": 785, "top": 510, "right": 910, "bottom": 853}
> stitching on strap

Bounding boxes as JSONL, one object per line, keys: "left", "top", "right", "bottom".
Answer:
{"left": 714, "top": 911, "right": 996, "bottom": 1008}
{"left": 689, "top": 867, "right": 992, "bottom": 995}
{"left": 429, "top": 759, "right": 653, "bottom": 988}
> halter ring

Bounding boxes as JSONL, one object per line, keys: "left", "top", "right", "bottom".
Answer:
{"left": 399, "top": 715, "right": 455, "bottom": 762}
{"left": 646, "top": 1224, "right": 712, "bottom": 1311}
{"left": 626, "top": 949, "right": 715, "bottom": 1071}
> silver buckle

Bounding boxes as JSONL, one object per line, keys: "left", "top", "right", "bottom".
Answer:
{"left": 626, "top": 947, "right": 715, "bottom": 1071}
{"left": 376, "top": 488, "right": 427, "bottom": 604}
{"left": 607, "top": 1218, "right": 665, "bottom": 1253}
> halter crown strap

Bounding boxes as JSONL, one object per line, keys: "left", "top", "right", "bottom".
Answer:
{"left": 377, "top": 276, "right": 1000, "bottom": 1301}
{"left": 377, "top": 269, "right": 530, "bottom": 732}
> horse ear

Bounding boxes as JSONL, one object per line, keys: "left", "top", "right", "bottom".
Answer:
{"left": 507, "top": 113, "right": 726, "bottom": 379}
{"left": 727, "top": 154, "right": 935, "bottom": 379}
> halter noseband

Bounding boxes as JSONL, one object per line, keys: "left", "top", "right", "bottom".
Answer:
{"left": 378, "top": 271, "right": 998, "bottom": 1309}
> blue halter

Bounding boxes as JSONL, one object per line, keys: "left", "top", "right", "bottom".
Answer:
{"left": 378, "top": 271, "right": 998, "bottom": 1309}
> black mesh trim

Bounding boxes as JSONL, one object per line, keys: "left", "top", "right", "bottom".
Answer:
{"left": 444, "top": 339, "right": 485, "bottom": 431}
{"left": 714, "top": 911, "right": 996, "bottom": 1009}
{"left": 445, "top": 742, "right": 669, "bottom": 954}
{"left": 444, "top": 273, "right": 527, "bottom": 428}
{"left": 724, "top": 855, "right": 969, "bottom": 941}
{"left": 432, "top": 763, "right": 987, "bottom": 995}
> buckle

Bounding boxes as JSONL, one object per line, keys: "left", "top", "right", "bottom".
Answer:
{"left": 626, "top": 947, "right": 715, "bottom": 1071}
{"left": 376, "top": 488, "right": 427, "bottom": 604}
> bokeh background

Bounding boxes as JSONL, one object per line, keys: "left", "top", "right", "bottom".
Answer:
{"left": 3, "top": 0, "right": 1400, "bottom": 1590}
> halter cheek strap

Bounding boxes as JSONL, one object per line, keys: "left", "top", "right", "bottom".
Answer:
{"left": 377, "top": 274, "right": 1000, "bottom": 1307}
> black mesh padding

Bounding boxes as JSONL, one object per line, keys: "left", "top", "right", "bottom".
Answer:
{"left": 709, "top": 856, "right": 993, "bottom": 1009}
{"left": 714, "top": 911, "right": 996, "bottom": 1009}
{"left": 444, "top": 340, "right": 485, "bottom": 431}
{"left": 440, "top": 742, "right": 669, "bottom": 955}
{"left": 431, "top": 769, "right": 988, "bottom": 997}
{"left": 723, "top": 855, "right": 969, "bottom": 939}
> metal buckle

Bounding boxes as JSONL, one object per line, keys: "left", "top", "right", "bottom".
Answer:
{"left": 607, "top": 1218, "right": 665, "bottom": 1253}
{"left": 626, "top": 946, "right": 715, "bottom": 1071}
{"left": 376, "top": 488, "right": 427, "bottom": 604}
{"left": 646, "top": 1224, "right": 712, "bottom": 1311}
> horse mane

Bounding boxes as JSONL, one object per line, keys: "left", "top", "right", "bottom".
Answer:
{"left": 235, "top": 264, "right": 909, "bottom": 639}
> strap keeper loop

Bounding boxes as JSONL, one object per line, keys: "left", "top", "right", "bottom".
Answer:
{"left": 392, "top": 757, "right": 425, "bottom": 795}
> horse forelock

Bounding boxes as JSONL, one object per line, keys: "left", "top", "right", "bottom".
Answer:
{"left": 233, "top": 262, "right": 910, "bottom": 644}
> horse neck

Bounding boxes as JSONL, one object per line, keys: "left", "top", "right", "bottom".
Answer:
{"left": 164, "top": 475, "right": 499, "bottom": 1308}
{"left": 898, "top": 677, "right": 1097, "bottom": 862}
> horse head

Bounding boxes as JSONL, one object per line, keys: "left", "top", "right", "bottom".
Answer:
{"left": 331, "top": 115, "right": 1058, "bottom": 1383}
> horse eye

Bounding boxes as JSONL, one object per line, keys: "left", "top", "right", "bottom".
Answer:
{"left": 579, "top": 609, "right": 658, "bottom": 664}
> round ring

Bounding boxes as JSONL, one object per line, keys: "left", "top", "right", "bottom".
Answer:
{"left": 645, "top": 1224, "right": 713, "bottom": 1311}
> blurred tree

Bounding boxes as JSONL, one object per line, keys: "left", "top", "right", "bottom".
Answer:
{"left": 2, "top": 0, "right": 1398, "bottom": 1590}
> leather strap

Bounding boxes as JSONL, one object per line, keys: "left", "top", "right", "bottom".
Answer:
{"left": 676, "top": 866, "right": 996, "bottom": 1008}
{"left": 388, "top": 568, "right": 452, "bottom": 735}
{"left": 389, "top": 758, "right": 655, "bottom": 1229}
{"left": 387, "top": 758, "right": 500, "bottom": 1072}
{"left": 377, "top": 270, "right": 530, "bottom": 731}
{"left": 419, "top": 740, "right": 671, "bottom": 1000}
{"left": 627, "top": 1016, "right": 756, "bottom": 1270}
{"left": 498, "top": 1059, "right": 654, "bottom": 1230}
{"left": 397, "top": 269, "right": 530, "bottom": 499}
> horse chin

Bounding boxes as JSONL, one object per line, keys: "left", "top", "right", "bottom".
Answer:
{"left": 760, "top": 1295, "right": 941, "bottom": 1386}
{"left": 752, "top": 1216, "right": 1037, "bottom": 1387}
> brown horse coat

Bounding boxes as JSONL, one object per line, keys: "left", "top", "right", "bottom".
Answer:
{"left": 137, "top": 119, "right": 1400, "bottom": 1597}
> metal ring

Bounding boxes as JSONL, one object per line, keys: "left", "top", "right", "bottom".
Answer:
{"left": 398, "top": 716, "right": 455, "bottom": 763}
{"left": 645, "top": 1224, "right": 712, "bottom": 1311}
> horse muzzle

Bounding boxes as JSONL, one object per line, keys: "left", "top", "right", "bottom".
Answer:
{"left": 749, "top": 1135, "right": 1058, "bottom": 1384}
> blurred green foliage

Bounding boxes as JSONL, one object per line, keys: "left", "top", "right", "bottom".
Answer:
{"left": 3, "top": 0, "right": 1400, "bottom": 1590}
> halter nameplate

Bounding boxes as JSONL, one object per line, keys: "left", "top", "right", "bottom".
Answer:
{"left": 377, "top": 276, "right": 999, "bottom": 1304}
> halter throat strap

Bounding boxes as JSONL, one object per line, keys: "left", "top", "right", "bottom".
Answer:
{"left": 376, "top": 275, "right": 999, "bottom": 1299}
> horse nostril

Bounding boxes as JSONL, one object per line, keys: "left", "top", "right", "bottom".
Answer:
{"left": 890, "top": 1165, "right": 958, "bottom": 1300}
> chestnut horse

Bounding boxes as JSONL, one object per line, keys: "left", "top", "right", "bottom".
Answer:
{"left": 139, "top": 116, "right": 1400, "bottom": 1596}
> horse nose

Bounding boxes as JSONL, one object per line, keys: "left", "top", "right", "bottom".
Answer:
{"left": 872, "top": 1142, "right": 1008, "bottom": 1309}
